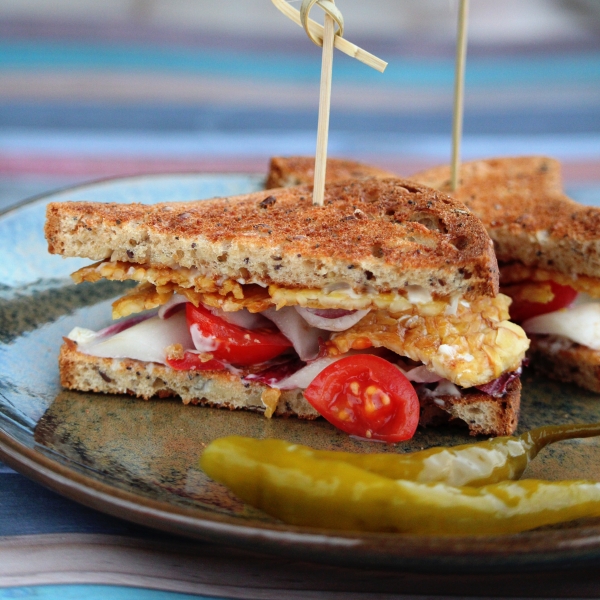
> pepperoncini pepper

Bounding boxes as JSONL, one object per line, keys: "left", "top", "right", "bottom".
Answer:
{"left": 305, "top": 422, "right": 600, "bottom": 486}
{"left": 200, "top": 424, "right": 600, "bottom": 536}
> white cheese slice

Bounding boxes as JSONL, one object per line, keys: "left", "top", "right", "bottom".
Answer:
{"left": 523, "top": 303, "right": 600, "bottom": 351}
{"left": 69, "top": 311, "right": 193, "bottom": 364}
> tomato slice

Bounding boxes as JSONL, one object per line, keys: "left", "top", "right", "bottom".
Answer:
{"left": 166, "top": 351, "right": 226, "bottom": 371}
{"left": 304, "top": 355, "right": 420, "bottom": 443}
{"left": 505, "top": 280, "right": 578, "bottom": 323}
{"left": 186, "top": 303, "right": 292, "bottom": 366}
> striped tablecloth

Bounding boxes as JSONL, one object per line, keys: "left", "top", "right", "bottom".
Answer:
{"left": 1, "top": 1, "right": 600, "bottom": 597}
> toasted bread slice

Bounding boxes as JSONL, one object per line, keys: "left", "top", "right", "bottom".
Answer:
{"left": 268, "top": 156, "right": 600, "bottom": 281}
{"left": 413, "top": 157, "right": 600, "bottom": 393}
{"left": 266, "top": 156, "right": 396, "bottom": 189}
{"left": 46, "top": 177, "right": 499, "bottom": 300}
{"left": 526, "top": 336, "right": 600, "bottom": 393}
{"left": 412, "top": 156, "right": 600, "bottom": 280}
{"left": 59, "top": 340, "right": 520, "bottom": 436}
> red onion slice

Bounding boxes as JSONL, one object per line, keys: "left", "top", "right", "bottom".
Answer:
{"left": 295, "top": 306, "right": 370, "bottom": 332}
{"left": 308, "top": 308, "right": 356, "bottom": 319}
{"left": 69, "top": 310, "right": 193, "bottom": 365}
{"left": 158, "top": 295, "right": 189, "bottom": 319}
{"left": 475, "top": 367, "right": 522, "bottom": 397}
{"left": 68, "top": 310, "right": 158, "bottom": 345}
{"left": 262, "top": 306, "right": 327, "bottom": 361}
{"left": 396, "top": 361, "right": 443, "bottom": 383}
{"left": 271, "top": 356, "right": 341, "bottom": 390}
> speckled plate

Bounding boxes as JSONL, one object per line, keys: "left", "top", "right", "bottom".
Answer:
{"left": 3, "top": 174, "right": 600, "bottom": 573}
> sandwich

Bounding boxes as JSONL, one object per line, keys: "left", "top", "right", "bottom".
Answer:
{"left": 267, "top": 155, "right": 600, "bottom": 394}
{"left": 45, "top": 177, "right": 528, "bottom": 438}
{"left": 413, "top": 156, "right": 600, "bottom": 393}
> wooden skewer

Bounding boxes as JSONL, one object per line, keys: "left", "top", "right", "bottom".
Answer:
{"left": 271, "top": 0, "right": 387, "bottom": 73}
{"left": 313, "top": 8, "right": 336, "bottom": 207}
{"left": 451, "top": 0, "right": 469, "bottom": 192}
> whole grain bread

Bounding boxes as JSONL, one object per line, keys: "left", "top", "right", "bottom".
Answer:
{"left": 59, "top": 341, "right": 520, "bottom": 436}
{"left": 526, "top": 335, "right": 600, "bottom": 393}
{"left": 266, "top": 156, "right": 396, "bottom": 189}
{"left": 46, "top": 177, "right": 499, "bottom": 299}
{"left": 268, "top": 155, "right": 600, "bottom": 281}
{"left": 413, "top": 156, "right": 600, "bottom": 279}
{"left": 412, "top": 157, "right": 600, "bottom": 395}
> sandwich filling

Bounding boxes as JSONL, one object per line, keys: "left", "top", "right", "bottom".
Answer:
{"left": 69, "top": 259, "right": 529, "bottom": 395}
{"left": 500, "top": 263, "right": 600, "bottom": 351}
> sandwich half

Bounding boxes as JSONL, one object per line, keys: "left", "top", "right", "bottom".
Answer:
{"left": 413, "top": 156, "right": 600, "bottom": 393}
{"left": 46, "top": 177, "right": 528, "bottom": 436}
{"left": 268, "top": 155, "right": 600, "bottom": 394}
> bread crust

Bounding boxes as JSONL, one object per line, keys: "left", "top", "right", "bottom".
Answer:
{"left": 45, "top": 177, "right": 498, "bottom": 299}
{"left": 266, "top": 156, "right": 396, "bottom": 189}
{"left": 59, "top": 341, "right": 520, "bottom": 436}
{"left": 527, "top": 335, "right": 600, "bottom": 393}
{"left": 269, "top": 156, "right": 600, "bottom": 282}
{"left": 413, "top": 156, "right": 600, "bottom": 279}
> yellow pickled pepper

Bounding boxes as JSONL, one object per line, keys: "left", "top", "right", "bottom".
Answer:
{"left": 201, "top": 424, "right": 600, "bottom": 536}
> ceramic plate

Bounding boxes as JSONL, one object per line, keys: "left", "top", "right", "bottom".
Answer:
{"left": 3, "top": 173, "right": 600, "bottom": 573}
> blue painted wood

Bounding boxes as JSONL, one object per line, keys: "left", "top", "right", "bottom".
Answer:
{"left": 0, "top": 103, "right": 599, "bottom": 135}
{"left": 2, "top": 40, "right": 600, "bottom": 87}
{"left": 0, "top": 585, "right": 222, "bottom": 600}
{"left": 0, "top": 473, "right": 146, "bottom": 536}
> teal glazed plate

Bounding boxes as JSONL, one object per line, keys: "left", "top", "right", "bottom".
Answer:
{"left": 3, "top": 173, "right": 600, "bottom": 573}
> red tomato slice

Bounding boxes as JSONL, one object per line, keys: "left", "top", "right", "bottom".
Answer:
{"left": 506, "top": 281, "right": 578, "bottom": 323}
{"left": 166, "top": 351, "right": 225, "bottom": 371}
{"left": 186, "top": 303, "right": 292, "bottom": 366}
{"left": 304, "top": 355, "right": 420, "bottom": 443}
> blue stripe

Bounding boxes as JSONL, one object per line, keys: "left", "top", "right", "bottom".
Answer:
{"left": 0, "top": 103, "right": 599, "bottom": 135}
{"left": 1, "top": 130, "right": 599, "bottom": 161}
{"left": 0, "top": 585, "right": 222, "bottom": 600}
{"left": 1, "top": 40, "right": 600, "bottom": 87}
{"left": 0, "top": 473, "right": 142, "bottom": 535}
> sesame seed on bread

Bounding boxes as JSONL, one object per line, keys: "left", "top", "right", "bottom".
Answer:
{"left": 45, "top": 177, "right": 499, "bottom": 300}
{"left": 59, "top": 341, "right": 520, "bottom": 436}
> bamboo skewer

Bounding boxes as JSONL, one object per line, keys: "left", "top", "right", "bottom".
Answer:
{"left": 271, "top": 0, "right": 387, "bottom": 73}
{"left": 273, "top": 0, "right": 386, "bottom": 207}
{"left": 451, "top": 0, "right": 469, "bottom": 192}
{"left": 312, "top": 8, "right": 336, "bottom": 207}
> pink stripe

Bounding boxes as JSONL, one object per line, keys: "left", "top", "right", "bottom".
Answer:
{"left": 1, "top": 153, "right": 599, "bottom": 184}
{"left": 0, "top": 154, "right": 270, "bottom": 177}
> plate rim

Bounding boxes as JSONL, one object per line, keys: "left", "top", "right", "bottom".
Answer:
{"left": 3, "top": 173, "right": 600, "bottom": 573}
{"left": 0, "top": 170, "right": 267, "bottom": 220}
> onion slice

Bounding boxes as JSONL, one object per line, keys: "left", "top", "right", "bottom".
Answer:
{"left": 262, "top": 306, "right": 327, "bottom": 361}
{"left": 271, "top": 356, "right": 341, "bottom": 390}
{"left": 523, "top": 303, "right": 600, "bottom": 351}
{"left": 295, "top": 306, "right": 370, "bottom": 331}
{"left": 397, "top": 363, "right": 442, "bottom": 383}
{"left": 69, "top": 311, "right": 193, "bottom": 365}
{"left": 158, "top": 295, "right": 189, "bottom": 319}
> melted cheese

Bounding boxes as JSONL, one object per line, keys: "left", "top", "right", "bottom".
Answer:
{"left": 330, "top": 294, "right": 529, "bottom": 388}
{"left": 72, "top": 260, "right": 528, "bottom": 386}
{"left": 500, "top": 263, "right": 600, "bottom": 298}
